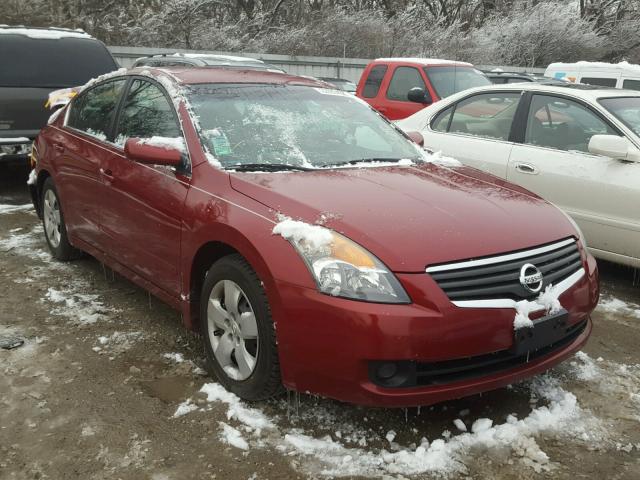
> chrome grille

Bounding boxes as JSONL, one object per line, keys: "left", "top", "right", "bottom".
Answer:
{"left": 426, "top": 238, "right": 583, "bottom": 302}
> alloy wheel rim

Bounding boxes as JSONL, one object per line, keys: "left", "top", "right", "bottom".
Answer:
{"left": 43, "top": 190, "right": 61, "bottom": 248}
{"left": 207, "top": 279, "right": 259, "bottom": 381}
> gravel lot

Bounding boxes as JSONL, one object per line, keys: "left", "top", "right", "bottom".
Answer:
{"left": 1, "top": 162, "right": 639, "bottom": 480}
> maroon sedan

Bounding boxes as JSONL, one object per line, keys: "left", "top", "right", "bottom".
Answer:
{"left": 30, "top": 67, "right": 599, "bottom": 407}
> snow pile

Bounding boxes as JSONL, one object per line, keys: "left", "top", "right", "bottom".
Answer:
{"left": 513, "top": 284, "right": 563, "bottom": 330}
{"left": 426, "top": 150, "right": 463, "bottom": 167}
{"left": 272, "top": 216, "right": 333, "bottom": 251}
{"left": 45, "top": 286, "right": 114, "bottom": 325}
{"left": 199, "top": 383, "right": 275, "bottom": 433}
{"left": 27, "top": 169, "right": 37, "bottom": 186}
{"left": 219, "top": 422, "right": 250, "bottom": 450}
{"left": 0, "top": 225, "right": 55, "bottom": 264}
{"left": 597, "top": 295, "right": 640, "bottom": 319}
{"left": 0, "top": 27, "right": 90, "bottom": 39}
{"left": 173, "top": 399, "right": 198, "bottom": 418}
{"left": 138, "top": 136, "right": 186, "bottom": 153}
{"left": 569, "top": 351, "right": 602, "bottom": 381}
{"left": 163, "top": 352, "right": 185, "bottom": 363}
{"left": 0, "top": 203, "right": 33, "bottom": 215}
{"left": 93, "top": 331, "right": 144, "bottom": 355}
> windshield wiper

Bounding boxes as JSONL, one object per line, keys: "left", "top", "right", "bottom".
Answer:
{"left": 226, "top": 163, "right": 314, "bottom": 172}
{"left": 322, "top": 157, "right": 421, "bottom": 167}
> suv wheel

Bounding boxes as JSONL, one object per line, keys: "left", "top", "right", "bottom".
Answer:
{"left": 201, "top": 254, "right": 282, "bottom": 401}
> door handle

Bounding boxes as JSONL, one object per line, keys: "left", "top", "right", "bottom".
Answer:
{"left": 53, "top": 143, "right": 64, "bottom": 152}
{"left": 515, "top": 162, "right": 538, "bottom": 175}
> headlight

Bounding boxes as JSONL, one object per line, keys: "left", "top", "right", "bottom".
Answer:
{"left": 278, "top": 223, "right": 410, "bottom": 304}
{"left": 558, "top": 208, "right": 587, "bottom": 249}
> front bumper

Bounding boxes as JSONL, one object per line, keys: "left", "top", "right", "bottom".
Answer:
{"left": 272, "top": 253, "right": 599, "bottom": 407}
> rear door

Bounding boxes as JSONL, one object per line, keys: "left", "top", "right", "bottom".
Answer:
{"left": 421, "top": 91, "right": 523, "bottom": 178}
{"left": 101, "top": 77, "right": 190, "bottom": 296}
{"left": 507, "top": 93, "right": 640, "bottom": 261}
{"left": 57, "top": 78, "right": 127, "bottom": 248}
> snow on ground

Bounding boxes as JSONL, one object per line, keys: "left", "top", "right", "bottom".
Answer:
{"left": 94, "top": 331, "right": 144, "bottom": 356}
{"left": 162, "top": 352, "right": 185, "bottom": 363}
{"left": 171, "top": 371, "right": 613, "bottom": 478}
{"left": 597, "top": 294, "right": 640, "bottom": 319}
{"left": 0, "top": 203, "right": 33, "bottom": 215}
{"left": 45, "top": 285, "right": 116, "bottom": 325}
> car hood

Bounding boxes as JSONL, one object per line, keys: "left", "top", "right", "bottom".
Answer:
{"left": 229, "top": 163, "right": 577, "bottom": 272}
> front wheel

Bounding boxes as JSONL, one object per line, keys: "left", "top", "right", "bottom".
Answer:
{"left": 41, "top": 177, "right": 81, "bottom": 261}
{"left": 201, "top": 254, "right": 282, "bottom": 401}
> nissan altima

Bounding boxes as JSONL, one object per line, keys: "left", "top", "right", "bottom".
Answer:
{"left": 30, "top": 67, "right": 599, "bottom": 407}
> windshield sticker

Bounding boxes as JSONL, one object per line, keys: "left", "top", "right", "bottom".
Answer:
{"left": 206, "top": 129, "right": 232, "bottom": 156}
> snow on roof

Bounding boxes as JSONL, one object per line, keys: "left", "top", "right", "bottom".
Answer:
{"left": 0, "top": 26, "right": 91, "bottom": 39}
{"left": 547, "top": 61, "right": 640, "bottom": 74}
{"left": 375, "top": 58, "right": 473, "bottom": 67}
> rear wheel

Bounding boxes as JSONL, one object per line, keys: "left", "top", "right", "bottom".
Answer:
{"left": 201, "top": 254, "right": 282, "bottom": 400}
{"left": 41, "top": 177, "right": 80, "bottom": 261}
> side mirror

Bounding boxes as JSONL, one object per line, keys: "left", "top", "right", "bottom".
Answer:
{"left": 407, "top": 87, "right": 432, "bottom": 104}
{"left": 406, "top": 131, "right": 424, "bottom": 146}
{"left": 588, "top": 135, "right": 640, "bottom": 162}
{"left": 124, "top": 137, "right": 183, "bottom": 166}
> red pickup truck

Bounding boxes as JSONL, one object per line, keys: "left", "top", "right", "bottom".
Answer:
{"left": 356, "top": 58, "right": 491, "bottom": 120}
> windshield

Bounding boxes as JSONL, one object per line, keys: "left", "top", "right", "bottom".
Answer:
{"left": 599, "top": 97, "right": 640, "bottom": 137}
{"left": 424, "top": 66, "right": 492, "bottom": 98}
{"left": 187, "top": 84, "right": 422, "bottom": 169}
{"left": 0, "top": 35, "right": 117, "bottom": 88}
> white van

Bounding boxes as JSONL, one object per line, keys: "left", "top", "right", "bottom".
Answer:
{"left": 545, "top": 61, "right": 640, "bottom": 90}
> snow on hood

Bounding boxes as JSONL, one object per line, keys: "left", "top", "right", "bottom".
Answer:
{"left": 0, "top": 27, "right": 91, "bottom": 39}
{"left": 230, "top": 163, "right": 576, "bottom": 272}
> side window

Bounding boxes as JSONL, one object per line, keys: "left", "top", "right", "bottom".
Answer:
{"left": 362, "top": 65, "right": 388, "bottom": 98}
{"left": 386, "top": 67, "right": 426, "bottom": 101}
{"left": 447, "top": 93, "right": 521, "bottom": 140}
{"left": 623, "top": 79, "right": 640, "bottom": 91}
{"left": 431, "top": 106, "right": 453, "bottom": 132}
{"left": 581, "top": 77, "right": 617, "bottom": 87}
{"left": 114, "top": 79, "right": 182, "bottom": 146}
{"left": 67, "top": 79, "right": 126, "bottom": 141}
{"left": 525, "top": 95, "right": 617, "bottom": 153}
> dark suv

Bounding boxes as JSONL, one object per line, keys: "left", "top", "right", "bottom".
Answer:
{"left": 0, "top": 26, "right": 117, "bottom": 163}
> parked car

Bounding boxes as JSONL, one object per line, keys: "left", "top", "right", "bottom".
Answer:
{"left": 0, "top": 26, "right": 118, "bottom": 163}
{"left": 133, "top": 53, "right": 285, "bottom": 73}
{"left": 398, "top": 82, "right": 640, "bottom": 269}
{"left": 356, "top": 58, "right": 491, "bottom": 120}
{"left": 31, "top": 67, "right": 598, "bottom": 407}
{"left": 484, "top": 71, "right": 568, "bottom": 85}
{"left": 545, "top": 61, "right": 640, "bottom": 90}
{"left": 318, "top": 77, "right": 357, "bottom": 93}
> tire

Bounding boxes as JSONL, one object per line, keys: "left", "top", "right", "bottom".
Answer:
{"left": 201, "top": 254, "right": 282, "bottom": 401}
{"left": 41, "top": 177, "right": 81, "bottom": 261}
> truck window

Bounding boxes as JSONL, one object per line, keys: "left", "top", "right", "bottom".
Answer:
{"left": 362, "top": 65, "right": 388, "bottom": 98}
{"left": 386, "top": 67, "right": 426, "bottom": 101}
{"left": 622, "top": 79, "right": 640, "bottom": 91}
{"left": 581, "top": 77, "right": 617, "bottom": 88}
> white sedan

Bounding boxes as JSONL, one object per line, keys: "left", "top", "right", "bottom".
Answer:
{"left": 398, "top": 83, "right": 640, "bottom": 269}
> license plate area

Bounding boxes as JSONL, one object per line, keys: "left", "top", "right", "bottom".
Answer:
{"left": 511, "top": 310, "right": 569, "bottom": 356}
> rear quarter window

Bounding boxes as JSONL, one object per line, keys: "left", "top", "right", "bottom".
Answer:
{"left": 362, "top": 65, "right": 388, "bottom": 98}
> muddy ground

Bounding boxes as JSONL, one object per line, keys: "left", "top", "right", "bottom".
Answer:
{"left": 1, "top": 162, "right": 639, "bottom": 480}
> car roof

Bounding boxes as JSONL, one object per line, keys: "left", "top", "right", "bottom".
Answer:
{"left": 128, "top": 66, "right": 330, "bottom": 88}
{"left": 448, "top": 81, "right": 640, "bottom": 100}
{"left": 373, "top": 58, "right": 474, "bottom": 67}
{"left": 0, "top": 25, "right": 92, "bottom": 39}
